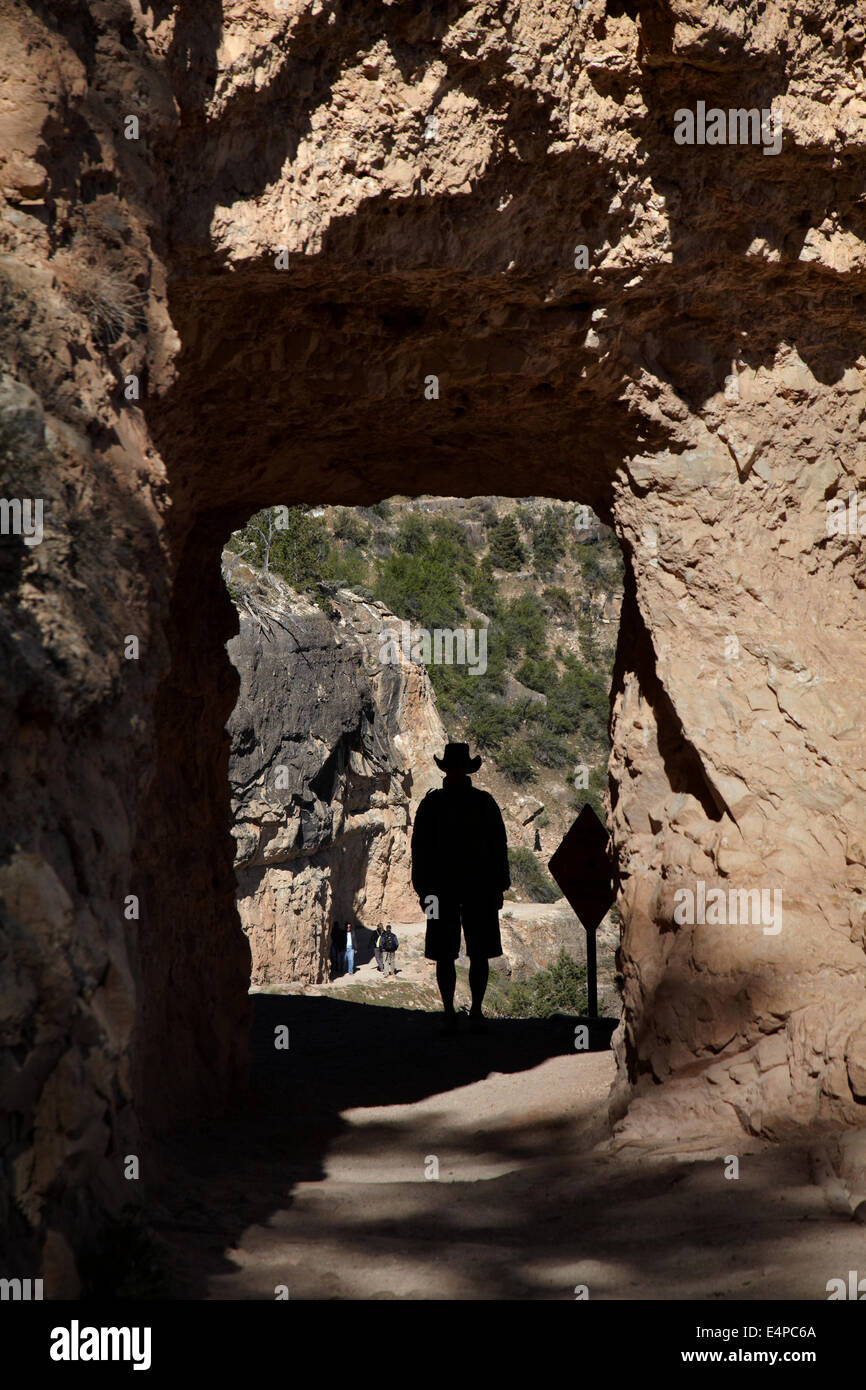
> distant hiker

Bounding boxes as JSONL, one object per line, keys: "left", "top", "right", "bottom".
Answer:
{"left": 331, "top": 921, "right": 347, "bottom": 978}
{"left": 411, "top": 742, "right": 510, "bottom": 1034}
{"left": 534, "top": 827, "right": 542, "bottom": 852}
{"left": 345, "top": 922, "right": 355, "bottom": 975}
{"left": 373, "top": 926, "right": 385, "bottom": 973}
{"left": 380, "top": 925, "right": 399, "bottom": 977}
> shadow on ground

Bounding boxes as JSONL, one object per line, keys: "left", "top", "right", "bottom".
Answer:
{"left": 145, "top": 994, "right": 616, "bottom": 1297}
{"left": 143, "top": 996, "right": 855, "bottom": 1302}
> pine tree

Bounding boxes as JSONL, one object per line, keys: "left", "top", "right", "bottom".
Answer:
{"left": 488, "top": 514, "right": 526, "bottom": 570}
{"left": 531, "top": 505, "right": 567, "bottom": 577}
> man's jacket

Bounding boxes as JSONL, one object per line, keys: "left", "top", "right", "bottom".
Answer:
{"left": 411, "top": 779, "right": 510, "bottom": 902}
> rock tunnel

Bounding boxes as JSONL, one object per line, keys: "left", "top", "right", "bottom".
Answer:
{"left": 2, "top": 0, "right": 866, "bottom": 1286}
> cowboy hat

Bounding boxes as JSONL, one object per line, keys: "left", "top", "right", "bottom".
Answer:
{"left": 434, "top": 741, "right": 482, "bottom": 773}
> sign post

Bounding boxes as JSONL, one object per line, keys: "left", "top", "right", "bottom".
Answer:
{"left": 547, "top": 804, "right": 614, "bottom": 1018}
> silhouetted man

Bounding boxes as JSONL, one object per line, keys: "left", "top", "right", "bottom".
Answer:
{"left": 411, "top": 742, "right": 510, "bottom": 1034}
{"left": 330, "top": 920, "right": 347, "bottom": 978}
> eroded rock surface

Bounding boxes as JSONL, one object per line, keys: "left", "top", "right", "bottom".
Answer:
{"left": 2, "top": 0, "right": 866, "bottom": 1283}
{"left": 226, "top": 570, "right": 445, "bottom": 984}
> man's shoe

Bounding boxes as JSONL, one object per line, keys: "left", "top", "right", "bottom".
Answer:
{"left": 468, "top": 1013, "right": 488, "bottom": 1034}
{"left": 439, "top": 1012, "right": 458, "bottom": 1036}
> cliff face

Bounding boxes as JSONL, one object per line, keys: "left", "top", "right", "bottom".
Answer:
{"left": 226, "top": 569, "right": 445, "bottom": 984}
{"left": 2, "top": 0, "right": 866, "bottom": 1285}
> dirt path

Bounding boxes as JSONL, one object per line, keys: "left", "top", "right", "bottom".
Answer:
{"left": 150, "top": 973, "right": 866, "bottom": 1301}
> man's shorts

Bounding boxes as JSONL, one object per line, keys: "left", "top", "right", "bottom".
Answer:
{"left": 424, "top": 897, "right": 502, "bottom": 962}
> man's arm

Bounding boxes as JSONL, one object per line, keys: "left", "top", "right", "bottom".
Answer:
{"left": 410, "top": 794, "right": 433, "bottom": 898}
{"left": 488, "top": 795, "right": 510, "bottom": 895}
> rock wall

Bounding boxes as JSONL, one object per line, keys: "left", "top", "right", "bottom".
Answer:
{"left": 226, "top": 569, "right": 445, "bottom": 984}
{"left": 2, "top": 0, "right": 866, "bottom": 1283}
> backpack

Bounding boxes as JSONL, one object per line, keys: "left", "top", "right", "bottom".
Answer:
{"left": 380, "top": 929, "right": 398, "bottom": 953}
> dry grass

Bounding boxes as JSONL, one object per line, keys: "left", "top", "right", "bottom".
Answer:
{"left": 53, "top": 243, "right": 147, "bottom": 340}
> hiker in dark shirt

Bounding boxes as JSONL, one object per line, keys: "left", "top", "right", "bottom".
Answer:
{"left": 331, "top": 921, "right": 347, "bottom": 978}
{"left": 380, "top": 925, "right": 399, "bottom": 977}
{"left": 411, "top": 742, "right": 510, "bottom": 1034}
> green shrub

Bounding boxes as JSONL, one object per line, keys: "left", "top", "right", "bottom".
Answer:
{"left": 323, "top": 543, "right": 367, "bottom": 589}
{"left": 497, "top": 737, "right": 535, "bottom": 784}
{"left": 576, "top": 542, "right": 605, "bottom": 592}
{"left": 526, "top": 726, "right": 570, "bottom": 768}
{"left": 575, "top": 528, "right": 624, "bottom": 595}
{"left": 543, "top": 657, "right": 609, "bottom": 742}
{"left": 506, "top": 949, "right": 588, "bottom": 1018}
{"left": 395, "top": 513, "right": 429, "bottom": 556}
{"left": 331, "top": 507, "right": 369, "bottom": 546}
{"left": 488, "top": 514, "right": 526, "bottom": 570}
{"left": 515, "top": 654, "right": 558, "bottom": 694}
{"left": 371, "top": 527, "right": 393, "bottom": 555}
{"left": 429, "top": 516, "right": 476, "bottom": 581}
{"left": 499, "top": 592, "right": 547, "bottom": 659}
{"left": 463, "top": 695, "right": 522, "bottom": 750}
{"left": 374, "top": 550, "right": 464, "bottom": 629}
{"left": 542, "top": 585, "right": 572, "bottom": 617}
{"left": 467, "top": 554, "right": 499, "bottom": 615}
{"left": 577, "top": 613, "right": 600, "bottom": 663}
{"left": 231, "top": 505, "right": 329, "bottom": 590}
{"left": 507, "top": 847, "right": 559, "bottom": 902}
{"left": 531, "top": 505, "right": 567, "bottom": 577}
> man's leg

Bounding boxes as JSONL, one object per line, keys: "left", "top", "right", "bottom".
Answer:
{"left": 436, "top": 960, "right": 457, "bottom": 1014}
{"left": 468, "top": 957, "right": 489, "bottom": 1016}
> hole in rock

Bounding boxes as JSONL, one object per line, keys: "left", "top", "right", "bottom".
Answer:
{"left": 221, "top": 494, "right": 624, "bottom": 1003}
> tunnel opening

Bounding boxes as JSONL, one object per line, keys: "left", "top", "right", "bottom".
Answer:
{"left": 129, "top": 216, "right": 866, "bottom": 1208}
{"left": 135, "top": 486, "right": 636, "bottom": 1298}
{"left": 5, "top": 0, "right": 866, "bottom": 1300}
{"left": 220, "top": 493, "right": 625, "bottom": 1007}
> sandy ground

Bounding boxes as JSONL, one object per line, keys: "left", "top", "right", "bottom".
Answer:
{"left": 149, "top": 962, "right": 866, "bottom": 1301}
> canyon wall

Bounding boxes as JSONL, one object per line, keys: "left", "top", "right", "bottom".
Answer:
{"left": 226, "top": 567, "right": 444, "bottom": 984}
{"left": 1, "top": 0, "right": 866, "bottom": 1285}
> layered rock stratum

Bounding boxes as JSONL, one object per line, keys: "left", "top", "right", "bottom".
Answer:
{"left": 1, "top": 0, "right": 866, "bottom": 1286}
{"left": 226, "top": 564, "right": 445, "bottom": 983}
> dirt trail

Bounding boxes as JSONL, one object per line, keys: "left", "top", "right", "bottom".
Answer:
{"left": 151, "top": 932, "right": 866, "bottom": 1301}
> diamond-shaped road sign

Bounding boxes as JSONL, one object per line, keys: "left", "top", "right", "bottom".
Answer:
{"left": 548, "top": 804, "right": 615, "bottom": 1017}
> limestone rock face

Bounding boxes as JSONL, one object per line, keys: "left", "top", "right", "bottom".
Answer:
{"left": 226, "top": 572, "right": 445, "bottom": 984}
{"left": 3, "top": 0, "right": 866, "bottom": 1280}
